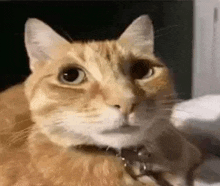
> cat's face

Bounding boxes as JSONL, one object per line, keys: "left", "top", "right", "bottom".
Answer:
{"left": 25, "top": 15, "right": 174, "bottom": 149}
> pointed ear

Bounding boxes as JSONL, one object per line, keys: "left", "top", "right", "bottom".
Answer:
{"left": 25, "top": 18, "right": 70, "bottom": 71}
{"left": 118, "top": 15, "right": 154, "bottom": 54}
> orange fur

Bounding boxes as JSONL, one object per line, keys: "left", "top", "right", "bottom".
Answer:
{"left": 0, "top": 86, "right": 147, "bottom": 186}
{"left": 0, "top": 16, "right": 201, "bottom": 186}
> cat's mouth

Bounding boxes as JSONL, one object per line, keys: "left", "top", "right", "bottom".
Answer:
{"left": 101, "top": 125, "right": 140, "bottom": 134}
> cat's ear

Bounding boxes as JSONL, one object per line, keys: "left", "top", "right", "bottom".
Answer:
{"left": 25, "top": 18, "right": 70, "bottom": 71}
{"left": 118, "top": 15, "right": 154, "bottom": 54}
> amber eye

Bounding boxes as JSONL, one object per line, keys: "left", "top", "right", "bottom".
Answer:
{"left": 130, "top": 61, "right": 153, "bottom": 79}
{"left": 59, "top": 67, "right": 85, "bottom": 84}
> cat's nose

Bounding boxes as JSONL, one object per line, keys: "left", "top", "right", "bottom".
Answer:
{"left": 111, "top": 101, "right": 136, "bottom": 115}
{"left": 114, "top": 105, "right": 120, "bottom": 109}
{"left": 104, "top": 86, "right": 137, "bottom": 114}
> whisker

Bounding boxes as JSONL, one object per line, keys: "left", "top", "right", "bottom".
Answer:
{"left": 7, "top": 130, "right": 30, "bottom": 144}
{"left": 2, "top": 125, "right": 33, "bottom": 147}
{"left": 0, "top": 124, "right": 33, "bottom": 134}
{"left": 1, "top": 118, "right": 34, "bottom": 128}
{"left": 171, "top": 108, "right": 199, "bottom": 116}
{"left": 155, "top": 25, "right": 180, "bottom": 34}
{"left": 157, "top": 98, "right": 183, "bottom": 102}
{"left": 60, "top": 28, "right": 73, "bottom": 42}
{"left": 81, "top": 121, "right": 100, "bottom": 124}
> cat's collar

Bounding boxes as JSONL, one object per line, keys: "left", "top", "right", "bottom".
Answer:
{"left": 73, "top": 144, "right": 150, "bottom": 175}
{"left": 73, "top": 144, "right": 150, "bottom": 163}
{"left": 73, "top": 145, "right": 173, "bottom": 186}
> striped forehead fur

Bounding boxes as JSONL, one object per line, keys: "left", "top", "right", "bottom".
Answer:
{"left": 67, "top": 41, "right": 128, "bottom": 65}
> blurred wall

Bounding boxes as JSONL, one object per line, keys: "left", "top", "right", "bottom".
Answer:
{"left": 193, "top": 0, "right": 220, "bottom": 97}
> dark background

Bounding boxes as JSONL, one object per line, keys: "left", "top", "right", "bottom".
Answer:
{"left": 0, "top": 1, "right": 193, "bottom": 99}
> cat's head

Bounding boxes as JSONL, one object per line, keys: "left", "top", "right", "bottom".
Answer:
{"left": 24, "top": 15, "right": 175, "bottom": 149}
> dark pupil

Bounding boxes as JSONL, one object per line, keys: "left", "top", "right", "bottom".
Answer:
{"left": 130, "top": 61, "right": 149, "bottom": 79}
{"left": 62, "top": 68, "right": 79, "bottom": 82}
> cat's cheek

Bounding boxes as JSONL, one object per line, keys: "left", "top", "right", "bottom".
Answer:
{"left": 29, "top": 89, "right": 57, "bottom": 114}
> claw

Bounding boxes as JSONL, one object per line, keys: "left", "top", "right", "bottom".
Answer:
{"left": 105, "top": 146, "right": 110, "bottom": 151}
{"left": 143, "top": 164, "right": 147, "bottom": 170}
{"left": 138, "top": 148, "right": 152, "bottom": 162}
{"left": 116, "top": 153, "right": 120, "bottom": 157}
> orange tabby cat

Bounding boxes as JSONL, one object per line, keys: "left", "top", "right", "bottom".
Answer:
{"left": 0, "top": 15, "right": 201, "bottom": 186}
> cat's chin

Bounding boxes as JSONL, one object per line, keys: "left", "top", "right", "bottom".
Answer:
{"left": 101, "top": 125, "right": 140, "bottom": 134}
{"left": 90, "top": 128, "right": 146, "bottom": 149}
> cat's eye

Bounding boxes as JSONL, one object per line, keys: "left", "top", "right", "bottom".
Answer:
{"left": 59, "top": 67, "right": 85, "bottom": 84}
{"left": 130, "top": 61, "right": 153, "bottom": 79}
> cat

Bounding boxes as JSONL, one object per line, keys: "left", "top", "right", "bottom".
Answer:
{"left": 0, "top": 15, "right": 201, "bottom": 186}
